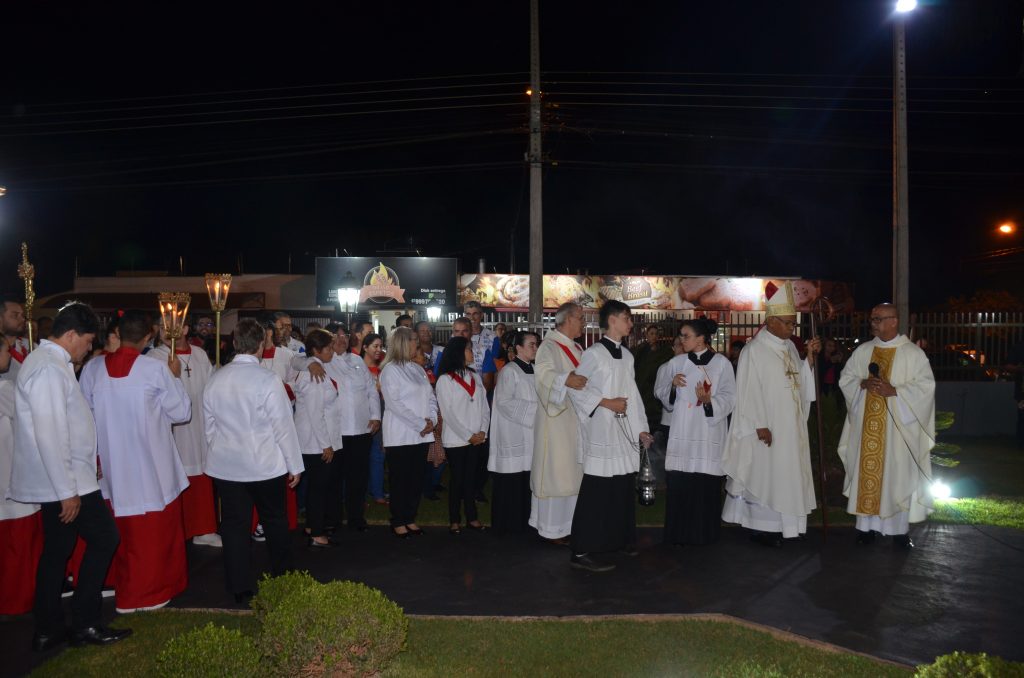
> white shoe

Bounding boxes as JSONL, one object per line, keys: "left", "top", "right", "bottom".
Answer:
{"left": 251, "top": 524, "right": 266, "bottom": 542}
{"left": 116, "top": 599, "right": 169, "bottom": 614}
{"left": 193, "top": 533, "right": 223, "bottom": 548}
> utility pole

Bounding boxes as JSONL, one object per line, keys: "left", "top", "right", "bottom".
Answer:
{"left": 893, "top": 14, "right": 910, "bottom": 330}
{"left": 528, "top": 0, "right": 543, "bottom": 327}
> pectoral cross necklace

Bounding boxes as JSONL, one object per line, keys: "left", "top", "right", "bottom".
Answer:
{"left": 181, "top": 357, "right": 192, "bottom": 377}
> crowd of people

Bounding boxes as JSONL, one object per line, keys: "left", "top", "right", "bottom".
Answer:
{"left": 0, "top": 280, "right": 939, "bottom": 653}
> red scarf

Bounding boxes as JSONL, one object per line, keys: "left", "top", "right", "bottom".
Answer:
{"left": 9, "top": 345, "right": 27, "bottom": 364}
{"left": 175, "top": 346, "right": 192, "bottom": 355}
{"left": 105, "top": 346, "right": 141, "bottom": 378}
{"left": 262, "top": 347, "right": 276, "bottom": 360}
{"left": 451, "top": 372, "right": 476, "bottom": 398}
{"left": 554, "top": 341, "right": 580, "bottom": 368}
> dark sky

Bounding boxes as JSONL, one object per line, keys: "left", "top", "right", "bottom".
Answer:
{"left": 1, "top": 0, "right": 1022, "bottom": 308}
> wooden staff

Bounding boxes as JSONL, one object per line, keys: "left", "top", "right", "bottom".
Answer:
{"left": 809, "top": 296, "right": 835, "bottom": 539}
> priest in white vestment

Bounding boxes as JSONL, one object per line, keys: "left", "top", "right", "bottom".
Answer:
{"left": 79, "top": 310, "right": 192, "bottom": 613}
{"left": 566, "top": 301, "right": 653, "bottom": 572}
{"left": 721, "top": 282, "right": 821, "bottom": 545}
{"left": 838, "top": 303, "right": 935, "bottom": 549}
{"left": 530, "top": 303, "right": 589, "bottom": 542}
{"left": 150, "top": 325, "right": 220, "bottom": 546}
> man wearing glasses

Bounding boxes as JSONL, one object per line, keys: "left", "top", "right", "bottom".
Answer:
{"left": 837, "top": 303, "right": 935, "bottom": 549}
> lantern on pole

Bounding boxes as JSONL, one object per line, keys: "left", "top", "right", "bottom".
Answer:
{"left": 158, "top": 292, "right": 191, "bottom": 356}
{"left": 204, "top": 273, "right": 232, "bottom": 367}
{"left": 336, "top": 270, "right": 359, "bottom": 327}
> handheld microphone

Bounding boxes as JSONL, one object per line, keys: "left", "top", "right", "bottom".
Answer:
{"left": 869, "top": 362, "right": 880, "bottom": 377}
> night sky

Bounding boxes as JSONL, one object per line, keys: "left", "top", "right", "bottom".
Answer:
{"left": 1, "top": 1, "right": 1022, "bottom": 308}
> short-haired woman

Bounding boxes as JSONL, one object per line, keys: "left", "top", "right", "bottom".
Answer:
{"left": 291, "top": 329, "right": 344, "bottom": 548}
{"left": 379, "top": 327, "right": 437, "bottom": 538}
{"left": 655, "top": 317, "right": 736, "bottom": 546}
{"left": 488, "top": 331, "right": 540, "bottom": 534}
{"left": 436, "top": 336, "right": 490, "bottom": 534}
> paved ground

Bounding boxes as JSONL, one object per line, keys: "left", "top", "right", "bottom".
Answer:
{"left": 5, "top": 521, "right": 1022, "bottom": 676}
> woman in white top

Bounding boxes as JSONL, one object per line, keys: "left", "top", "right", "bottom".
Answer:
{"left": 379, "top": 327, "right": 437, "bottom": 538}
{"left": 291, "top": 329, "right": 344, "bottom": 548}
{"left": 436, "top": 336, "right": 490, "bottom": 534}
{"left": 488, "top": 331, "right": 540, "bottom": 534}
{"left": 655, "top": 317, "right": 736, "bottom": 546}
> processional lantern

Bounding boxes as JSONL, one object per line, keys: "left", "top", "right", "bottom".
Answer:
{"left": 158, "top": 292, "right": 191, "bottom": 356}
{"left": 204, "top": 273, "right": 232, "bottom": 367}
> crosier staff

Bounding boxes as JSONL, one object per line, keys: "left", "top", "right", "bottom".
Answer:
{"left": 809, "top": 295, "right": 836, "bottom": 539}
{"left": 17, "top": 242, "right": 35, "bottom": 352}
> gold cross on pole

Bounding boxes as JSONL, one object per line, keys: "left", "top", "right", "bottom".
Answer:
{"left": 17, "top": 243, "right": 36, "bottom": 352}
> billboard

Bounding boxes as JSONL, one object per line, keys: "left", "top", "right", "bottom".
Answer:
{"left": 458, "top": 274, "right": 854, "bottom": 313}
{"left": 316, "top": 257, "right": 458, "bottom": 307}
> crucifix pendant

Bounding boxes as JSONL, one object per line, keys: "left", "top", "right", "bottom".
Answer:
{"left": 183, "top": 362, "right": 192, "bottom": 377}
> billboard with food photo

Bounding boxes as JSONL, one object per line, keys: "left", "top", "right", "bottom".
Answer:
{"left": 459, "top": 274, "right": 853, "bottom": 313}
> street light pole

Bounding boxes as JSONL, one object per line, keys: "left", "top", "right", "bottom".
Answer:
{"left": 893, "top": 1, "right": 914, "bottom": 330}
{"left": 527, "top": 0, "right": 543, "bottom": 328}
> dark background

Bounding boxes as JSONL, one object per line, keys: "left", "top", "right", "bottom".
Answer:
{"left": 1, "top": 1, "right": 1021, "bottom": 308}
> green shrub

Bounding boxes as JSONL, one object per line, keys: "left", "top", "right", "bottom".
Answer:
{"left": 251, "top": 570, "right": 319, "bottom": 621}
{"left": 915, "top": 651, "right": 1024, "bottom": 677}
{"left": 259, "top": 579, "right": 408, "bottom": 677}
{"left": 156, "top": 622, "right": 261, "bottom": 678}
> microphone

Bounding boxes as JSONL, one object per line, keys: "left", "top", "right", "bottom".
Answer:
{"left": 868, "top": 362, "right": 880, "bottom": 377}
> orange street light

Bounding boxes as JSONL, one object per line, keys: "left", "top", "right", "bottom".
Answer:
{"left": 997, "top": 222, "right": 1016, "bottom": 235}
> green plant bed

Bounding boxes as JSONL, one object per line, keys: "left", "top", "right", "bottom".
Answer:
{"left": 931, "top": 496, "right": 1024, "bottom": 531}
{"left": 33, "top": 611, "right": 914, "bottom": 678}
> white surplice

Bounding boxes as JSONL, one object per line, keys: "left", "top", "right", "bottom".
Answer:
{"left": 148, "top": 344, "right": 212, "bottom": 476}
{"left": 260, "top": 345, "right": 298, "bottom": 386}
{"left": 79, "top": 350, "right": 192, "bottom": 516}
{"left": 489, "top": 360, "right": 537, "bottom": 474}
{"left": 838, "top": 334, "right": 935, "bottom": 534}
{"left": 720, "top": 330, "right": 817, "bottom": 538}
{"left": 0, "top": 379, "right": 38, "bottom": 519}
{"left": 567, "top": 338, "right": 648, "bottom": 477}
{"left": 655, "top": 351, "right": 736, "bottom": 475}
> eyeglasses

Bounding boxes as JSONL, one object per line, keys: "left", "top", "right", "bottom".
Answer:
{"left": 196, "top": 321, "right": 214, "bottom": 328}
{"left": 870, "top": 316, "right": 897, "bottom": 323}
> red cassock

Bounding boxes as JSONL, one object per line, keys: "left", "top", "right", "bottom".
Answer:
{"left": 110, "top": 496, "right": 188, "bottom": 609}
{"left": 181, "top": 473, "right": 218, "bottom": 538}
{"left": 0, "top": 512, "right": 43, "bottom": 615}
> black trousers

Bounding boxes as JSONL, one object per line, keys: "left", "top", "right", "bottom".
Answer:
{"left": 216, "top": 475, "right": 292, "bottom": 595}
{"left": 386, "top": 443, "right": 428, "bottom": 526}
{"left": 339, "top": 433, "right": 372, "bottom": 529}
{"left": 474, "top": 438, "right": 490, "bottom": 496}
{"left": 34, "top": 490, "right": 120, "bottom": 635}
{"left": 445, "top": 444, "right": 481, "bottom": 524}
{"left": 302, "top": 453, "right": 332, "bottom": 537}
{"left": 571, "top": 473, "right": 637, "bottom": 554}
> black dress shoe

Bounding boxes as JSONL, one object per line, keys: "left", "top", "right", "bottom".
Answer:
{"left": 856, "top": 530, "right": 876, "bottom": 545}
{"left": 32, "top": 632, "right": 66, "bottom": 653}
{"left": 570, "top": 553, "right": 616, "bottom": 572}
{"left": 307, "top": 538, "right": 334, "bottom": 549}
{"left": 750, "top": 532, "right": 783, "bottom": 548}
{"left": 466, "top": 522, "right": 487, "bottom": 531}
{"left": 234, "top": 590, "right": 255, "bottom": 606}
{"left": 406, "top": 525, "right": 424, "bottom": 536}
{"left": 70, "top": 625, "right": 133, "bottom": 647}
{"left": 893, "top": 534, "right": 914, "bottom": 549}
{"left": 391, "top": 527, "right": 410, "bottom": 539}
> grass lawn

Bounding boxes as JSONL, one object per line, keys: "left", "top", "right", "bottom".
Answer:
{"left": 31, "top": 610, "right": 911, "bottom": 678}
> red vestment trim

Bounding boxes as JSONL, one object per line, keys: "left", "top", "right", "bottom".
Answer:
{"left": 181, "top": 474, "right": 218, "bottom": 538}
{"left": 554, "top": 342, "right": 580, "bottom": 368}
{"left": 450, "top": 373, "right": 476, "bottom": 398}
{"left": 0, "top": 512, "right": 42, "bottom": 615}
{"left": 105, "top": 346, "right": 141, "bottom": 378}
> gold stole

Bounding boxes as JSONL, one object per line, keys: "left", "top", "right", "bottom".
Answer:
{"left": 856, "top": 346, "right": 897, "bottom": 514}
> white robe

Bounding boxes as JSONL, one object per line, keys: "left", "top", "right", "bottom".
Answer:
{"left": 80, "top": 351, "right": 192, "bottom": 517}
{"left": 148, "top": 344, "right": 212, "bottom": 476}
{"left": 1, "top": 337, "right": 31, "bottom": 384}
{"left": 838, "top": 334, "right": 935, "bottom": 533}
{"left": 260, "top": 345, "right": 298, "bottom": 386}
{"left": 654, "top": 360, "right": 676, "bottom": 427}
{"left": 568, "top": 338, "right": 649, "bottom": 477}
{"left": 531, "top": 329, "right": 584, "bottom": 495}
{"left": 489, "top": 361, "right": 537, "bottom": 474}
{"left": 656, "top": 352, "right": 736, "bottom": 475}
{"left": 436, "top": 371, "right": 490, "bottom": 449}
{"left": 721, "top": 330, "right": 817, "bottom": 537}
{"left": 0, "top": 380, "right": 38, "bottom": 520}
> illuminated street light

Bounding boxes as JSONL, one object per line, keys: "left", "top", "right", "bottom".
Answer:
{"left": 997, "top": 222, "right": 1016, "bottom": 235}
{"left": 895, "top": 0, "right": 918, "bottom": 12}
{"left": 0, "top": 186, "right": 7, "bottom": 197}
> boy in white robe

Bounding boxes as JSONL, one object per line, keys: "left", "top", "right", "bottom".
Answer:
{"left": 721, "top": 281, "right": 821, "bottom": 546}
{"left": 567, "top": 301, "right": 653, "bottom": 572}
{"left": 149, "top": 326, "right": 219, "bottom": 546}
{"left": 838, "top": 303, "right": 935, "bottom": 549}
{"left": 79, "top": 310, "right": 192, "bottom": 613}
